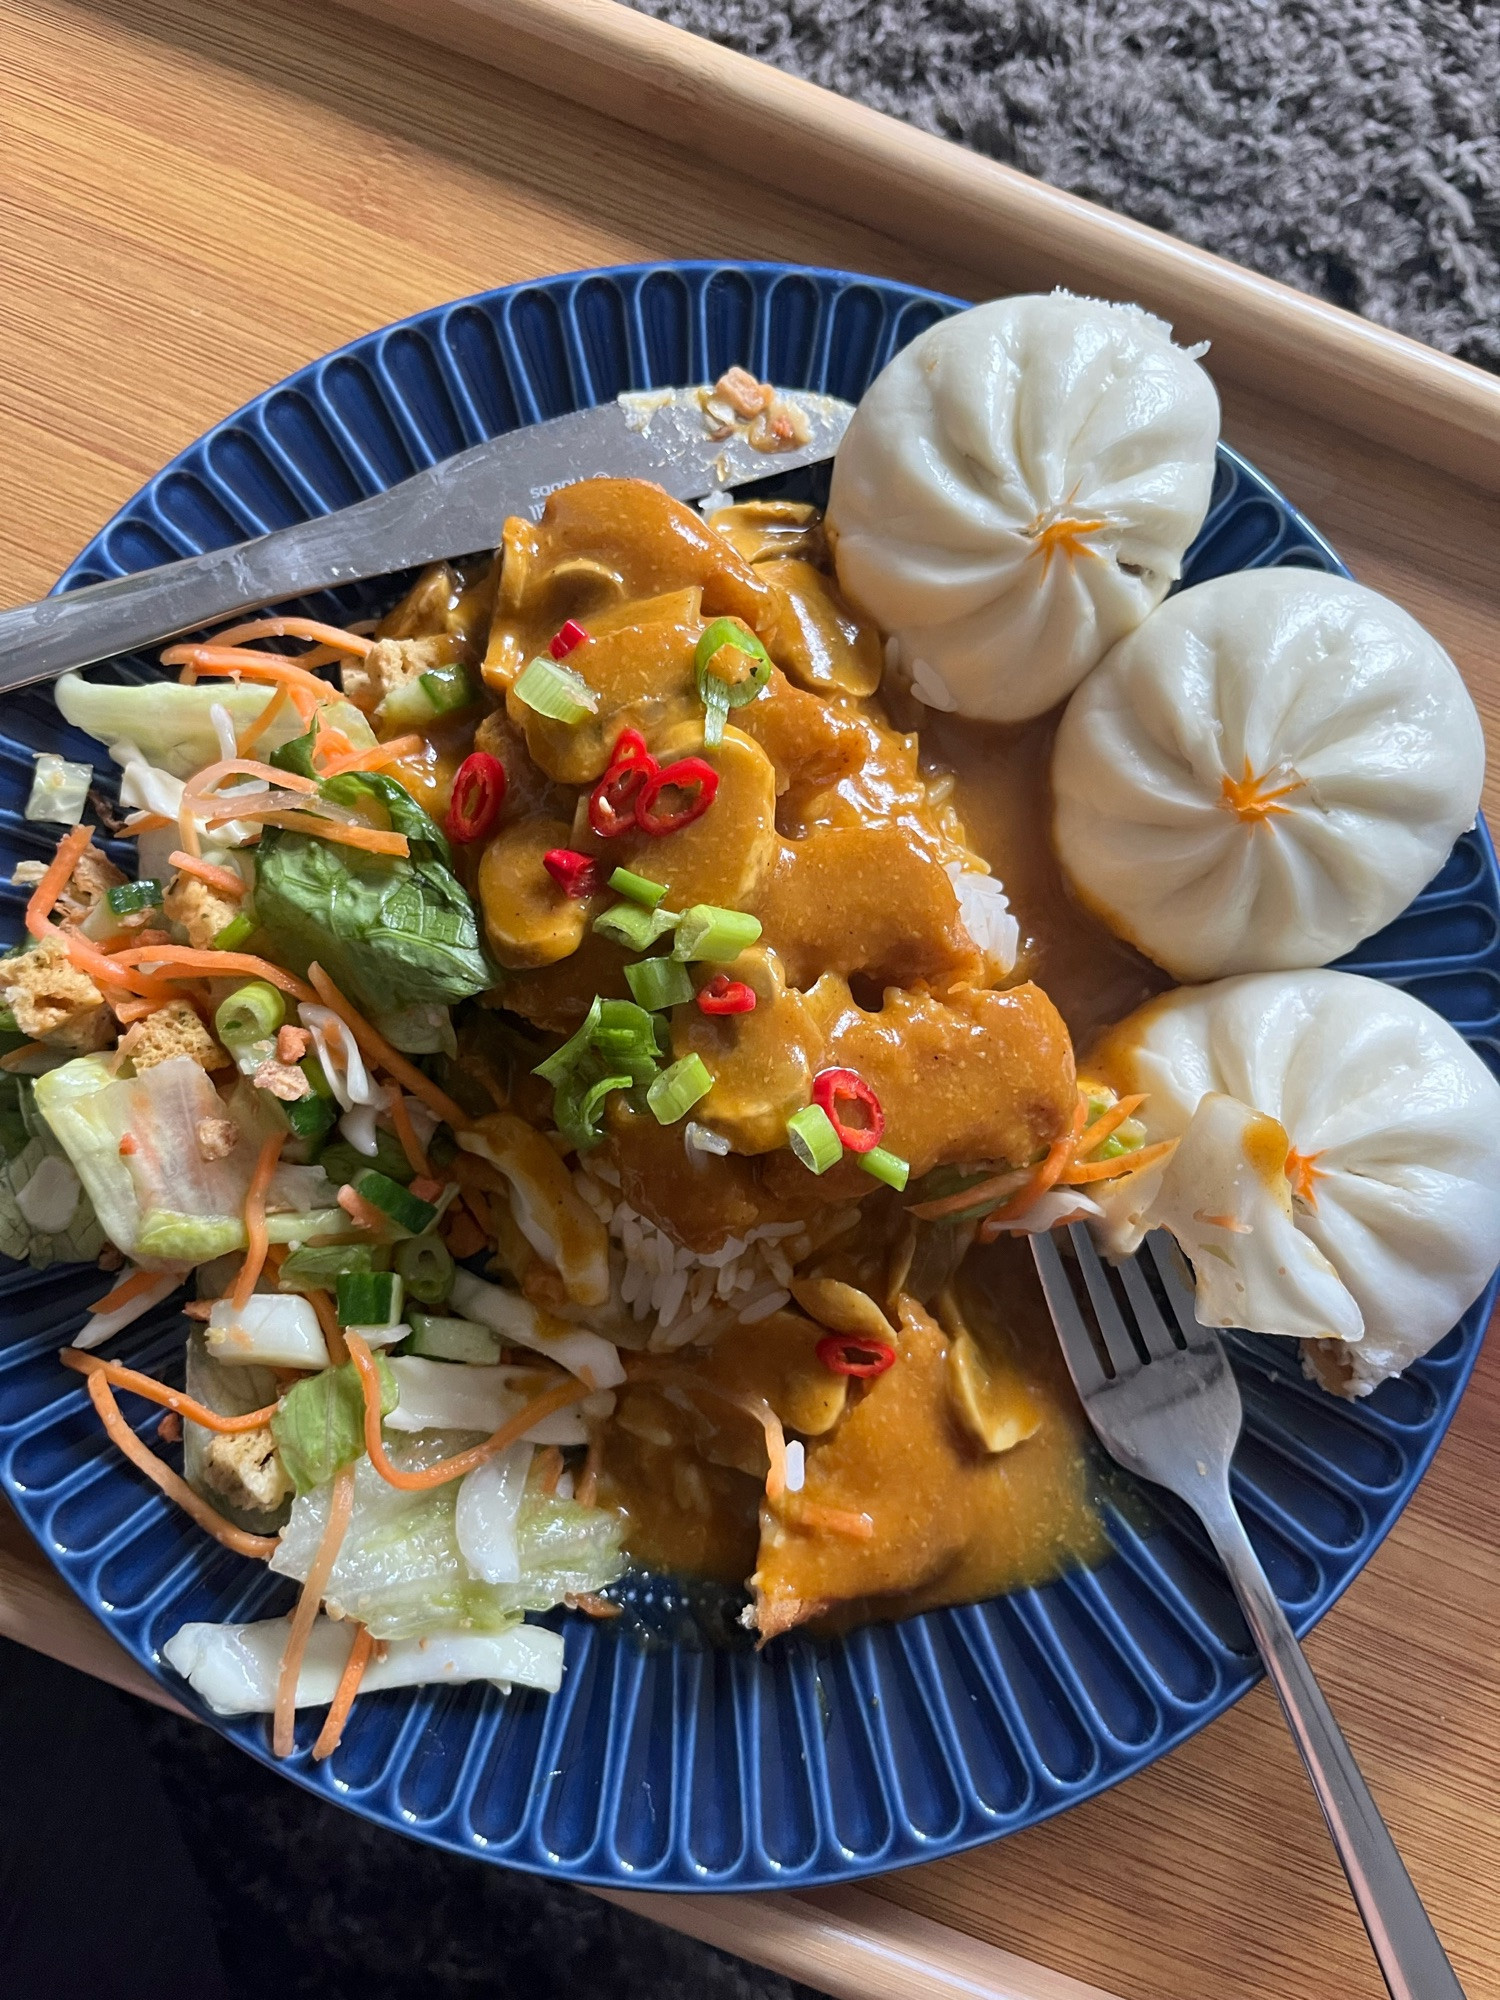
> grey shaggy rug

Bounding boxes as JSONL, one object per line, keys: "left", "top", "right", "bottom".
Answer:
{"left": 624, "top": 0, "right": 1500, "bottom": 371}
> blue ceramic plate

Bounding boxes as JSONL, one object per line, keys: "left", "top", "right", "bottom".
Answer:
{"left": 1, "top": 263, "right": 1495, "bottom": 1890}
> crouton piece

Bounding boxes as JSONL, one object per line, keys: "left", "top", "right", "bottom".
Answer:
{"left": 196, "top": 1116, "right": 241, "bottom": 1161}
{"left": 197, "top": 1426, "right": 291, "bottom": 1515}
{"left": 341, "top": 633, "right": 463, "bottom": 712}
{"left": 163, "top": 871, "right": 240, "bottom": 949}
{"left": 67, "top": 843, "right": 128, "bottom": 914}
{"left": 120, "top": 999, "right": 229, "bottom": 1073}
{"left": 2, "top": 934, "right": 104, "bottom": 1040}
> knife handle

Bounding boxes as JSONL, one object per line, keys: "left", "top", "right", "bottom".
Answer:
{"left": 0, "top": 505, "right": 387, "bottom": 694}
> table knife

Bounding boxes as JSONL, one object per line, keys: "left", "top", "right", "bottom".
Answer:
{"left": 0, "top": 387, "right": 853, "bottom": 694}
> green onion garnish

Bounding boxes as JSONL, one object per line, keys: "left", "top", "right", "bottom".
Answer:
{"left": 513, "top": 655, "right": 600, "bottom": 725}
{"left": 350, "top": 1168, "right": 438, "bottom": 1236}
{"left": 594, "top": 903, "right": 679, "bottom": 952}
{"left": 215, "top": 980, "right": 286, "bottom": 1048}
{"left": 535, "top": 997, "right": 667, "bottom": 1149}
{"left": 609, "top": 867, "right": 668, "bottom": 910}
{"left": 393, "top": 1233, "right": 455, "bottom": 1306}
{"left": 281, "top": 1093, "right": 337, "bottom": 1149}
{"left": 106, "top": 879, "right": 162, "bottom": 917}
{"left": 787, "top": 1103, "right": 843, "bottom": 1175}
{"left": 533, "top": 996, "right": 604, "bottom": 1086}
{"left": 211, "top": 912, "right": 256, "bottom": 952}
{"left": 647, "top": 1053, "right": 713, "bottom": 1125}
{"left": 337, "top": 1269, "right": 404, "bottom": 1328}
{"left": 859, "top": 1145, "right": 910, "bottom": 1191}
{"left": 625, "top": 956, "right": 695, "bottom": 1011}
{"left": 694, "top": 618, "right": 774, "bottom": 748}
{"left": 672, "top": 904, "right": 762, "bottom": 962}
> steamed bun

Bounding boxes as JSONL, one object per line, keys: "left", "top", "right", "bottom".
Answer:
{"left": 1052, "top": 568, "right": 1485, "bottom": 982}
{"left": 1086, "top": 970, "right": 1500, "bottom": 1395}
{"left": 826, "top": 292, "right": 1220, "bottom": 722}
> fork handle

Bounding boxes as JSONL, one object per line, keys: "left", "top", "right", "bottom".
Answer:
{"left": 1202, "top": 1500, "right": 1465, "bottom": 2000}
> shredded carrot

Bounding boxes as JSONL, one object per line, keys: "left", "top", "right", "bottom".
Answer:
{"left": 534, "top": 1445, "right": 564, "bottom": 1496}
{"left": 312, "top": 1622, "right": 374, "bottom": 1761}
{"left": 237, "top": 811, "right": 409, "bottom": 857}
{"left": 442, "top": 1207, "right": 487, "bottom": 1259}
{"left": 791, "top": 1501, "right": 875, "bottom": 1539}
{"left": 0, "top": 1043, "right": 47, "bottom": 1073}
{"left": 158, "top": 1410, "right": 183, "bottom": 1443}
{"left": 347, "top": 1332, "right": 587, "bottom": 1492}
{"left": 408, "top": 1176, "right": 443, "bottom": 1205}
{"left": 163, "top": 644, "right": 340, "bottom": 709}
{"left": 185, "top": 757, "right": 320, "bottom": 802}
{"left": 1060, "top": 1137, "right": 1178, "bottom": 1186}
{"left": 977, "top": 1094, "right": 1090, "bottom": 1242}
{"left": 25, "top": 824, "right": 95, "bottom": 939}
{"left": 565, "top": 1592, "right": 621, "bottom": 1619}
{"left": 76, "top": 1367, "right": 279, "bottom": 1559}
{"left": 387, "top": 1089, "right": 432, "bottom": 1179}
{"left": 205, "top": 617, "right": 374, "bottom": 659}
{"left": 63, "top": 931, "right": 172, "bottom": 997}
{"left": 62, "top": 1348, "right": 280, "bottom": 1434}
{"left": 168, "top": 850, "right": 245, "bottom": 899}
{"left": 318, "top": 735, "right": 422, "bottom": 779}
{"left": 307, "top": 1288, "right": 348, "bottom": 1367}
{"left": 273, "top": 1462, "right": 355, "bottom": 1759}
{"left": 112, "top": 997, "right": 166, "bottom": 1025}
{"left": 120, "top": 811, "right": 173, "bottom": 836}
{"left": 107, "top": 946, "right": 317, "bottom": 1004}
{"left": 89, "top": 1267, "right": 165, "bottom": 1317}
{"left": 308, "top": 963, "right": 469, "bottom": 1129}
{"left": 232, "top": 1134, "right": 286, "bottom": 1310}
{"left": 183, "top": 1301, "right": 214, "bottom": 1321}
{"left": 576, "top": 1430, "right": 603, "bottom": 1510}
{"left": 908, "top": 1167, "right": 1030, "bottom": 1224}
{"left": 1073, "top": 1093, "right": 1148, "bottom": 1161}
{"left": 235, "top": 681, "right": 291, "bottom": 758}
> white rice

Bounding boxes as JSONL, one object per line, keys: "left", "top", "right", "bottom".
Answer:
{"left": 573, "top": 1163, "right": 809, "bottom": 1352}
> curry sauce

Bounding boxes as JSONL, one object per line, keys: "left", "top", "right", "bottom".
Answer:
{"left": 368, "top": 480, "right": 1147, "bottom": 1636}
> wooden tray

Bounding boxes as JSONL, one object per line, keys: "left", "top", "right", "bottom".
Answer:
{"left": 2, "top": 3, "right": 1497, "bottom": 1996}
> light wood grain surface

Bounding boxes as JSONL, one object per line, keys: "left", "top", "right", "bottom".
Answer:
{"left": 1, "top": 5, "right": 1497, "bottom": 1999}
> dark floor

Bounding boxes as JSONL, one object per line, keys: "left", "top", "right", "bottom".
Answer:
{"left": 0, "top": 1638, "right": 819, "bottom": 2000}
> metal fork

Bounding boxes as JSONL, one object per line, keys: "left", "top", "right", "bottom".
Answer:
{"left": 1033, "top": 1224, "right": 1465, "bottom": 2000}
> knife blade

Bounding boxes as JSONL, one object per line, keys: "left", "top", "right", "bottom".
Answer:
{"left": 0, "top": 386, "right": 854, "bottom": 694}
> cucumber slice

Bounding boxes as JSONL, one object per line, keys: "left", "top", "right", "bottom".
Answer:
{"left": 350, "top": 1168, "right": 437, "bottom": 1236}
{"left": 336, "top": 1269, "right": 404, "bottom": 1328}
{"left": 376, "top": 660, "right": 478, "bottom": 730}
{"left": 405, "top": 1313, "right": 502, "bottom": 1365}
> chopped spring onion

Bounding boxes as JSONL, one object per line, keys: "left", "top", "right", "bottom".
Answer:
{"left": 625, "top": 956, "right": 695, "bottom": 1012}
{"left": 279, "top": 1241, "right": 389, "bottom": 1294}
{"left": 211, "top": 913, "right": 256, "bottom": 952}
{"left": 535, "top": 998, "right": 662, "bottom": 1088}
{"left": 404, "top": 1313, "right": 502, "bottom": 1365}
{"left": 684, "top": 1120, "right": 731, "bottom": 1158}
{"left": 350, "top": 1168, "right": 438, "bottom": 1236}
{"left": 215, "top": 981, "right": 286, "bottom": 1049}
{"left": 787, "top": 1103, "right": 843, "bottom": 1175}
{"left": 593, "top": 902, "right": 679, "bottom": 952}
{"left": 25, "top": 753, "right": 93, "bottom": 825}
{"left": 647, "top": 1053, "right": 713, "bottom": 1125}
{"left": 672, "top": 904, "right": 762, "bottom": 962}
{"left": 513, "top": 655, "right": 599, "bottom": 724}
{"left": 106, "top": 879, "right": 163, "bottom": 917}
{"left": 336, "top": 1268, "right": 403, "bottom": 1328}
{"left": 277, "top": 1090, "right": 337, "bottom": 1152}
{"left": 859, "top": 1145, "right": 910, "bottom": 1191}
{"left": 377, "top": 658, "right": 478, "bottom": 730}
{"left": 533, "top": 997, "right": 605, "bottom": 1085}
{"left": 609, "top": 866, "right": 668, "bottom": 910}
{"left": 556, "top": 1071, "right": 633, "bottom": 1152}
{"left": 694, "top": 618, "right": 774, "bottom": 748}
{"left": 393, "top": 1232, "right": 455, "bottom": 1306}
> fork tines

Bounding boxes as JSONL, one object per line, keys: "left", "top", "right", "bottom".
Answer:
{"left": 1033, "top": 1225, "right": 1205, "bottom": 1392}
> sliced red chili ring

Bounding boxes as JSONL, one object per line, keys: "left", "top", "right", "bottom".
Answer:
{"left": 588, "top": 757, "right": 656, "bottom": 839}
{"left": 635, "top": 756, "right": 719, "bottom": 837}
{"left": 816, "top": 1334, "right": 896, "bottom": 1379}
{"left": 810, "top": 1067, "right": 885, "bottom": 1154}
{"left": 607, "top": 727, "right": 653, "bottom": 770}
{"left": 445, "top": 751, "right": 506, "bottom": 844}
{"left": 696, "top": 973, "right": 757, "bottom": 1016}
{"left": 542, "top": 848, "right": 601, "bottom": 898}
{"left": 548, "top": 619, "right": 589, "bottom": 660}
